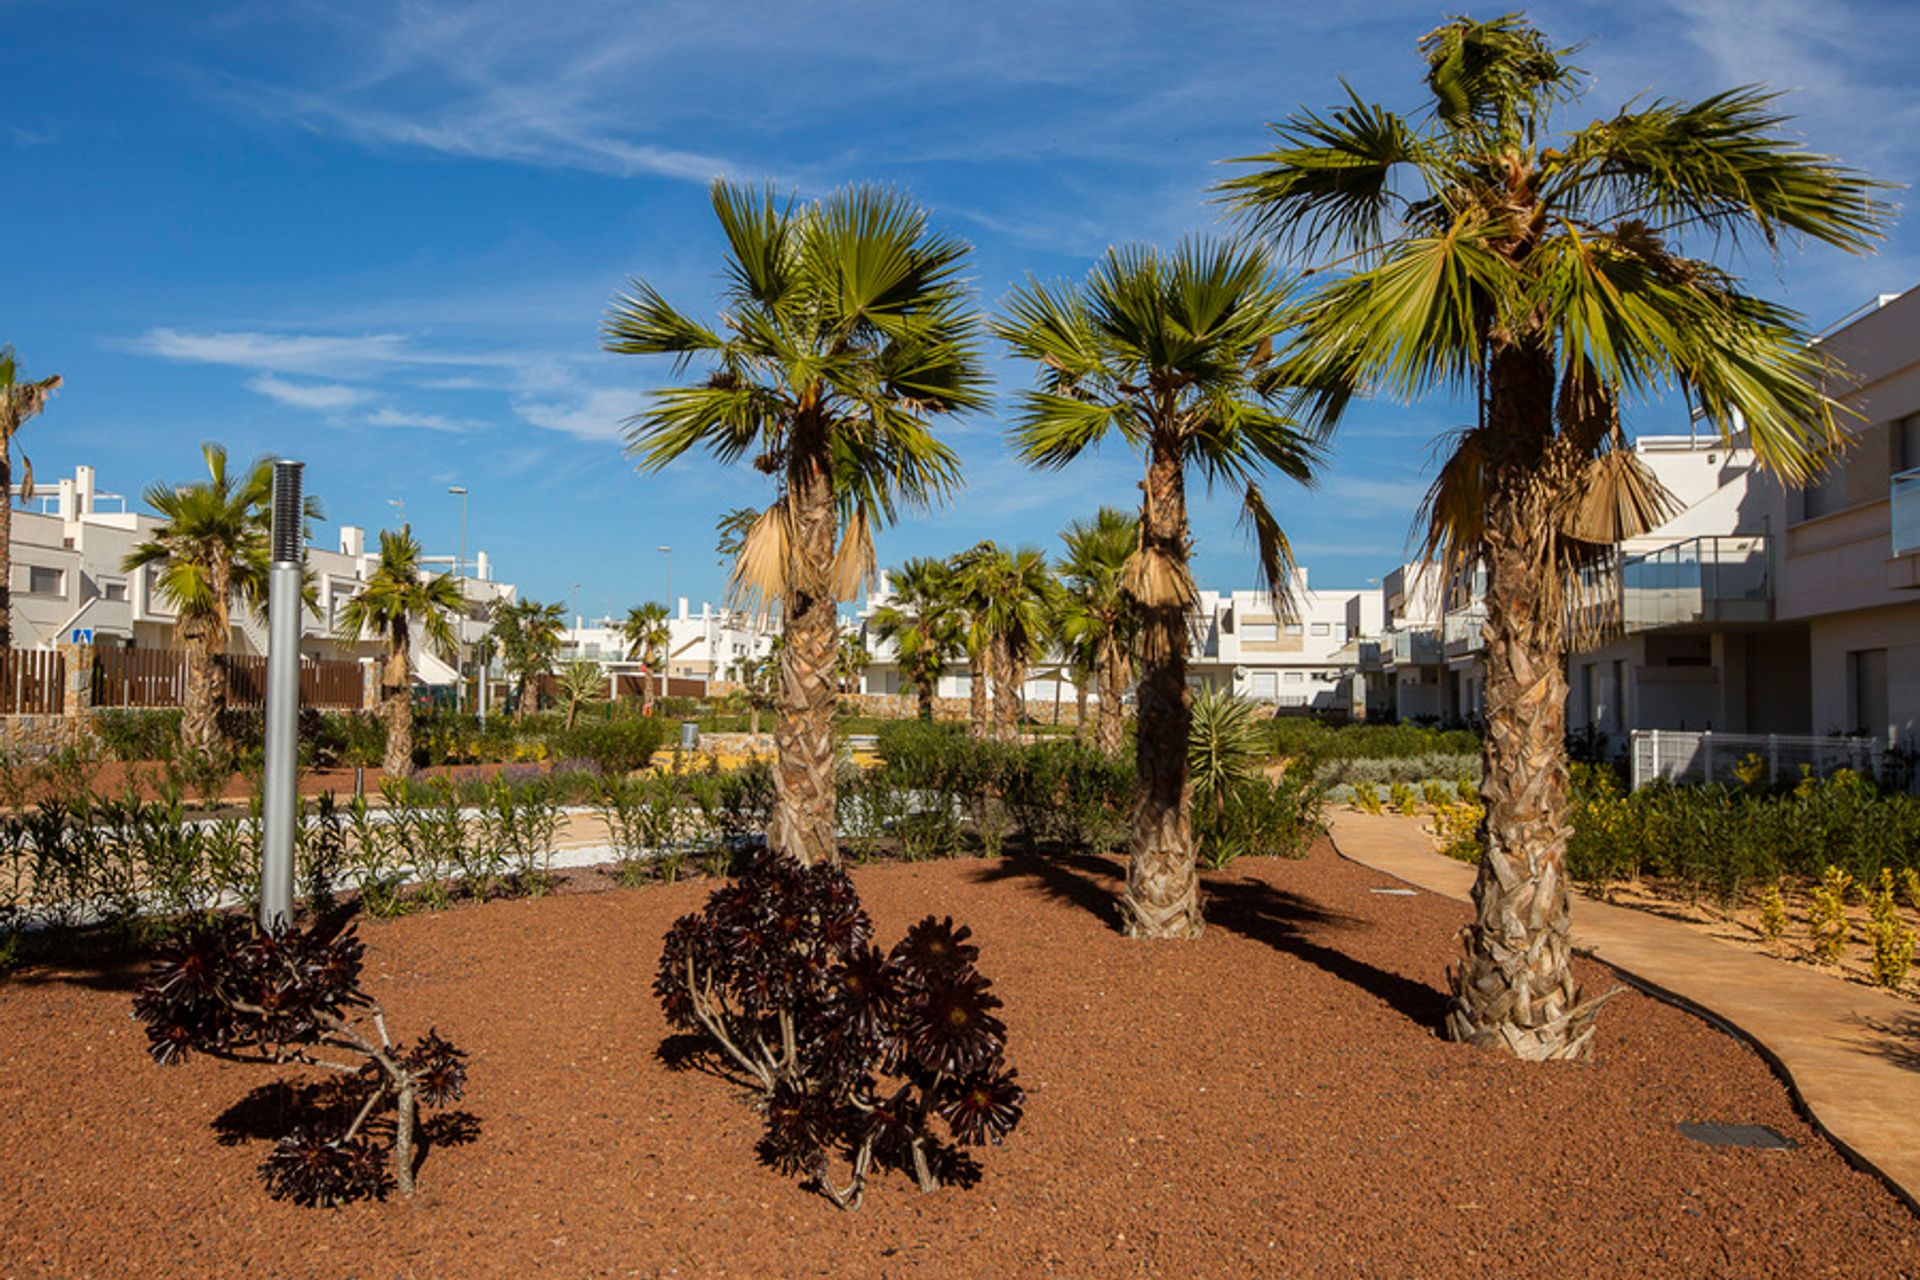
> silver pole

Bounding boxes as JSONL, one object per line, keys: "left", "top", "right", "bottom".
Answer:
{"left": 259, "top": 460, "right": 305, "bottom": 930}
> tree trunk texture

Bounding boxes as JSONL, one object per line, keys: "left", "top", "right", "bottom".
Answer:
{"left": 968, "top": 647, "right": 990, "bottom": 738}
{"left": 1122, "top": 440, "right": 1201, "bottom": 939}
{"left": 1074, "top": 684, "right": 1089, "bottom": 742}
{"left": 181, "top": 561, "right": 233, "bottom": 759}
{"left": 1444, "top": 340, "right": 1608, "bottom": 1060}
{"left": 768, "top": 416, "right": 840, "bottom": 866}
{"left": 383, "top": 622, "right": 413, "bottom": 778}
{"left": 1096, "top": 637, "right": 1126, "bottom": 757}
{"left": 991, "top": 636, "right": 1020, "bottom": 743}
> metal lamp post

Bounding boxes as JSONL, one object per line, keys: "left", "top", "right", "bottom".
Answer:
{"left": 259, "top": 460, "right": 305, "bottom": 930}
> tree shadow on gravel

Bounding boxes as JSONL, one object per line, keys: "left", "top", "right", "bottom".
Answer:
{"left": 964, "top": 849, "right": 1127, "bottom": 929}
{"left": 1205, "top": 875, "right": 1449, "bottom": 1033}
{"left": 213, "top": 1078, "right": 481, "bottom": 1174}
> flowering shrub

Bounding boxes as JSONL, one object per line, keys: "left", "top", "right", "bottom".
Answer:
{"left": 655, "top": 852, "right": 1023, "bottom": 1209}
{"left": 132, "top": 917, "right": 469, "bottom": 1206}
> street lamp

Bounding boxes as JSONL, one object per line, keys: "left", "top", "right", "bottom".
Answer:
{"left": 448, "top": 486, "right": 468, "bottom": 579}
{"left": 658, "top": 545, "right": 673, "bottom": 614}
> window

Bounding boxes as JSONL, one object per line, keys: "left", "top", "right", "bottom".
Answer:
{"left": 1333, "top": 623, "right": 1348, "bottom": 642}
{"left": 1901, "top": 414, "right": 1920, "bottom": 472}
{"left": 1847, "top": 649, "right": 1888, "bottom": 737}
{"left": 1241, "top": 620, "right": 1277, "bottom": 642}
{"left": 1284, "top": 623, "right": 1303, "bottom": 637}
{"left": 27, "top": 565, "right": 63, "bottom": 596}
{"left": 102, "top": 580, "right": 128, "bottom": 603}
{"left": 1249, "top": 670, "right": 1278, "bottom": 698}
{"left": 1279, "top": 694, "right": 1307, "bottom": 707}
{"left": 1283, "top": 670, "right": 1304, "bottom": 684}
{"left": 1310, "top": 622, "right": 1330, "bottom": 637}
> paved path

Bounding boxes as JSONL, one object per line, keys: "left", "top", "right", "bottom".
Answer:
{"left": 1329, "top": 809, "right": 1920, "bottom": 1215}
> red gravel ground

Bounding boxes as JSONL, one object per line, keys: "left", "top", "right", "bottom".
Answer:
{"left": 3, "top": 841, "right": 1915, "bottom": 1279}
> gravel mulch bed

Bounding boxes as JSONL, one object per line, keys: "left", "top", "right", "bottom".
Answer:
{"left": 2, "top": 841, "right": 1914, "bottom": 1279}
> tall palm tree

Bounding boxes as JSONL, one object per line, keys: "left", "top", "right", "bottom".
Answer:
{"left": 867, "top": 557, "right": 963, "bottom": 721}
{"left": 607, "top": 181, "right": 987, "bottom": 866}
{"left": 489, "top": 597, "right": 566, "bottom": 720}
{"left": 997, "top": 240, "right": 1320, "bottom": 939}
{"left": 1058, "top": 507, "right": 1140, "bottom": 755}
{"left": 1220, "top": 14, "right": 1888, "bottom": 1058}
{"left": 333, "top": 525, "right": 463, "bottom": 778}
{"left": 954, "top": 543, "right": 1058, "bottom": 743}
{"left": 0, "top": 347, "right": 60, "bottom": 651}
{"left": 621, "top": 601, "right": 672, "bottom": 711}
{"left": 124, "top": 445, "right": 278, "bottom": 757}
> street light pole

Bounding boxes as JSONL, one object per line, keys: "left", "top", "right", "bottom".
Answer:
{"left": 259, "top": 460, "right": 305, "bottom": 930}
{"left": 448, "top": 486, "right": 469, "bottom": 713}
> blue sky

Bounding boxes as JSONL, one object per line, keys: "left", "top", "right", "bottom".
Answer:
{"left": 7, "top": 0, "right": 1916, "bottom": 616}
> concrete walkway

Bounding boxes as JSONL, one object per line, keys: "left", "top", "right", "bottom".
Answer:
{"left": 1330, "top": 809, "right": 1920, "bottom": 1215}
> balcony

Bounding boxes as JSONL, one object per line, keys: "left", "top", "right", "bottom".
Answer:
{"left": 1442, "top": 608, "right": 1484, "bottom": 658}
{"left": 1385, "top": 626, "right": 1443, "bottom": 665}
{"left": 1895, "top": 468, "right": 1920, "bottom": 557}
{"left": 1619, "top": 535, "right": 1771, "bottom": 631}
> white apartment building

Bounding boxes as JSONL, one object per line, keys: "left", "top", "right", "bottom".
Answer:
{"left": 854, "top": 568, "right": 1380, "bottom": 716}
{"left": 560, "top": 599, "right": 781, "bottom": 694}
{"left": 10, "top": 464, "right": 516, "bottom": 687}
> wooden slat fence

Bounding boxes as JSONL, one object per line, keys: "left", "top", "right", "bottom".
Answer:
{"left": 92, "top": 649, "right": 364, "bottom": 711}
{"left": 0, "top": 649, "right": 66, "bottom": 715}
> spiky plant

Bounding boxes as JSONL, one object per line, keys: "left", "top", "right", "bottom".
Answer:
{"left": 1221, "top": 13, "right": 1889, "bottom": 1058}
{"left": 557, "top": 659, "right": 609, "bottom": 731}
{"left": 996, "top": 239, "right": 1321, "bottom": 938}
{"left": 333, "top": 525, "right": 464, "bottom": 777}
{"left": 609, "top": 182, "right": 988, "bottom": 866}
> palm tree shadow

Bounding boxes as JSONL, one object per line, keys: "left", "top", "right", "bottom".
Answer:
{"left": 968, "top": 850, "right": 1447, "bottom": 1033}
{"left": 1851, "top": 1012, "right": 1920, "bottom": 1073}
{"left": 1204, "top": 874, "right": 1449, "bottom": 1033}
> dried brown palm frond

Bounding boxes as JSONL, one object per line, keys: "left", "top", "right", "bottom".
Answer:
{"left": 1416, "top": 426, "right": 1489, "bottom": 582}
{"left": 1121, "top": 543, "right": 1197, "bottom": 612}
{"left": 830, "top": 505, "right": 878, "bottom": 602}
{"left": 727, "top": 502, "right": 791, "bottom": 623}
{"left": 1560, "top": 444, "right": 1676, "bottom": 545}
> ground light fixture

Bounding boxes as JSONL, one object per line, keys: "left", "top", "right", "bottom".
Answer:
{"left": 258, "top": 459, "right": 305, "bottom": 928}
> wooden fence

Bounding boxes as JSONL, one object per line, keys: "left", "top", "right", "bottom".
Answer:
{"left": 0, "top": 649, "right": 65, "bottom": 715}
{"left": 91, "top": 649, "right": 365, "bottom": 711}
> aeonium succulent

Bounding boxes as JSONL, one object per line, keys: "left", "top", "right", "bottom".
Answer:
{"left": 655, "top": 852, "right": 1025, "bottom": 1209}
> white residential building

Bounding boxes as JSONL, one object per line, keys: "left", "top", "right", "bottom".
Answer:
{"left": 560, "top": 599, "right": 781, "bottom": 694}
{"left": 10, "top": 464, "right": 516, "bottom": 687}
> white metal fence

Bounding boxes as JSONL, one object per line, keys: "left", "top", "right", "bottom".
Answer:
{"left": 1629, "top": 729, "right": 1884, "bottom": 790}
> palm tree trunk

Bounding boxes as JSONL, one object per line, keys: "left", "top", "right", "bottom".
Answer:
{"left": 768, "top": 415, "right": 839, "bottom": 866}
{"left": 1074, "top": 683, "right": 1089, "bottom": 741}
{"left": 0, "top": 444, "right": 12, "bottom": 652}
{"left": 382, "top": 621, "right": 413, "bottom": 778}
{"left": 992, "top": 636, "right": 1019, "bottom": 743}
{"left": 1123, "top": 439, "right": 1200, "bottom": 939}
{"left": 968, "top": 646, "right": 989, "bottom": 739}
{"left": 181, "top": 624, "right": 219, "bottom": 758}
{"left": 1096, "top": 638, "right": 1126, "bottom": 756}
{"left": 1444, "top": 341, "right": 1602, "bottom": 1060}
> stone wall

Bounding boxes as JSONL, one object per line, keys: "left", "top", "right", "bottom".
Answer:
{"left": 839, "top": 692, "right": 1091, "bottom": 727}
{"left": 0, "top": 714, "right": 94, "bottom": 756}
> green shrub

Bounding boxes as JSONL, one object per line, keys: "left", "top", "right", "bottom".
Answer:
{"left": 93, "top": 710, "right": 182, "bottom": 762}
{"left": 544, "top": 718, "right": 671, "bottom": 775}
{"left": 1196, "top": 773, "right": 1326, "bottom": 870}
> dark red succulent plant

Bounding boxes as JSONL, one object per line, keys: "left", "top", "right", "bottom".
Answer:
{"left": 132, "top": 916, "right": 472, "bottom": 1207}
{"left": 654, "top": 851, "right": 1024, "bottom": 1209}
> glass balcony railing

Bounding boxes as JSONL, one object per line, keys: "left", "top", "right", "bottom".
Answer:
{"left": 1442, "top": 609, "right": 1485, "bottom": 657}
{"left": 1386, "top": 626, "right": 1443, "bottom": 664}
{"left": 1894, "top": 467, "right": 1920, "bottom": 557}
{"left": 1619, "top": 535, "right": 1771, "bottom": 630}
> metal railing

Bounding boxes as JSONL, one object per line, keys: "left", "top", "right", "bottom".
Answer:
{"left": 1894, "top": 467, "right": 1920, "bottom": 557}
{"left": 1388, "top": 626, "right": 1443, "bottom": 665}
{"left": 1630, "top": 729, "right": 1882, "bottom": 790}
{"left": 1619, "top": 535, "right": 1771, "bottom": 631}
{"left": 1442, "top": 609, "right": 1484, "bottom": 657}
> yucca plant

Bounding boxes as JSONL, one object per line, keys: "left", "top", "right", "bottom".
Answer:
{"left": 1188, "top": 688, "right": 1268, "bottom": 822}
{"left": 997, "top": 239, "right": 1321, "bottom": 938}
{"left": 609, "top": 183, "right": 988, "bottom": 866}
{"left": 556, "top": 659, "right": 609, "bottom": 732}
{"left": 1222, "top": 13, "right": 1889, "bottom": 1058}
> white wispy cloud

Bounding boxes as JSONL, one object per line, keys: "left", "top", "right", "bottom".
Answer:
{"left": 365, "top": 406, "right": 478, "bottom": 433}
{"left": 246, "top": 374, "right": 370, "bottom": 410}
{"left": 134, "top": 327, "right": 415, "bottom": 375}
{"left": 512, "top": 388, "right": 638, "bottom": 441}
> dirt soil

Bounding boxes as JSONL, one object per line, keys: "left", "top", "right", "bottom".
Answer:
{"left": 2, "top": 841, "right": 1915, "bottom": 1279}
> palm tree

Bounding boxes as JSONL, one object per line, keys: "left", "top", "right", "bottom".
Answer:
{"left": 836, "top": 632, "right": 871, "bottom": 695}
{"left": 124, "top": 445, "right": 278, "bottom": 757}
{"left": 944, "top": 555, "right": 999, "bottom": 739}
{"left": 333, "top": 525, "right": 463, "bottom": 777}
{"left": 489, "top": 597, "right": 565, "bottom": 719}
{"left": 621, "top": 601, "right": 672, "bottom": 712}
{"left": 556, "top": 659, "right": 609, "bottom": 731}
{"left": 954, "top": 543, "right": 1058, "bottom": 743}
{"left": 607, "top": 182, "right": 987, "bottom": 866}
{"left": 867, "top": 557, "right": 963, "bottom": 721}
{"left": 0, "top": 348, "right": 60, "bottom": 651}
{"left": 1220, "top": 14, "right": 1888, "bottom": 1057}
{"left": 1058, "top": 507, "right": 1139, "bottom": 755}
{"left": 997, "top": 240, "right": 1320, "bottom": 939}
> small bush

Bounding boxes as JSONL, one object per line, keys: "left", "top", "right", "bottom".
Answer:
{"left": 656, "top": 853, "right": 1023, "bottom": 1209}
{"left": 1351, "top": 782, "right": 1383, "bottom": 815}
{"left": 1196, "top": 774, "right": 1327, "bottom": 870}
{"left": 132, "top": 917, "right": 470, "bottom": 1205}
{"left": 1432, "top": 800, "right": 1483, "bottom": 864}
{"left": 1757, "top": 882, "right": 1788, "bottom": 942}
{"left": 545, "top": 718, "right": 669, "bottom": 776}
{"left": 93, "top": 710, "right": 182, "bottom": 762}
{"left": 1807, "top": 866, "right": 1852, "bottom": 964}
